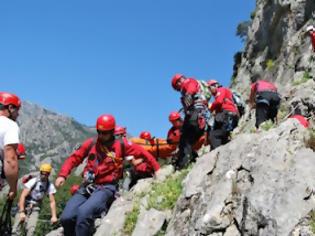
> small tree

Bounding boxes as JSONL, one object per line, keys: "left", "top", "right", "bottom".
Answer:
{"left": 236, "top": 21, "right": 251, "bottom": 42}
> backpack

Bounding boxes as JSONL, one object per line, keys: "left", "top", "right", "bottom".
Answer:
{"left": 23, "top": 175, "right": 50, "bottom": 196}
{"left": 197, "top": 80, "right": 212, "bottom": 102}
{"left": 232, "top": 91, "right": 246, "bottom": 117}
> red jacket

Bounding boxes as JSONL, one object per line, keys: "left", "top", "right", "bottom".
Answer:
{"left": 289, "top": 115, "right": 310, "bottom": 128}
{"left": 181, "top": 78, "right": 199, "bottom": 95}
{"left": 58, "top": 137, "right": 160, "bottom": 184}
{"left": 250, "top": 80, "right": 277, "bottom": 94}
{"left": 310, "top": 32, "right": 315, "bottom": 52}
{"left": 210, "top": 87, "right": 238, "bottom": 113}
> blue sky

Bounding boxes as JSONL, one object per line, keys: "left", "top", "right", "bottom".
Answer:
{"left": 0, "top": 0, "right": 255, "bottom": 137}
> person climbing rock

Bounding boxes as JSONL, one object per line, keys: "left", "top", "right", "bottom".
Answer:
{"left": 171, "top": 74, "right": 210, "bottom": 169}
{"left": 12, "top": 163, "right": 57, "bottom": 236}
{"left": 167, "top": 111, "right": 206, "bottom": 151}
{"left": 249, "top": 74, "right": 281, "bottom": 129}
{"left": 0, "top": 92, "right": 21, "bottom": 200}
{"left": 55, "top": 114, "right": 160, "bottom": 236}
{"left": 306, "top": 25, "right": 315, "bottom": 52}
{"left": 207, "top": 80, "right": 239, "bottom": 149}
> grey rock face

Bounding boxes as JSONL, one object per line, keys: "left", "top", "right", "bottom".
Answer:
{"left": 132, "top": 209, "right": 166, "bottom": 236}
{"left": 94, "top": 197, "right": 134, "bottom": 236}
{"left": 232, "top": 0, "right": 315, "bottom": 108}
{"left": 166, "top": 120, "right": 315, "bottom": 236}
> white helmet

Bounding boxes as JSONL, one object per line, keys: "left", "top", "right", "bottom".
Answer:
{"left": 306, "top": 25, "right": 315, "bottom": 32}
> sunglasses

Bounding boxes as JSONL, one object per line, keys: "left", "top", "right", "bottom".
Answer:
{"left": 40, "top": 171, "right": 50, "bottom": 176}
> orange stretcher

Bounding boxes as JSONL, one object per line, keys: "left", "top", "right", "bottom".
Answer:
{"left": 129, "top": 137, "right": 177, "bottom": 159}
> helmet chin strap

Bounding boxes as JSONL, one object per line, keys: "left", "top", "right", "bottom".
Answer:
{"left": 99, "top": 136, "right": 115, "bottom": 146}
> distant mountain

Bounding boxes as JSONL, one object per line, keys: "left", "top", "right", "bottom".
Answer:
{"left": 17, "top": 101, "right": 96, "bottom": 175}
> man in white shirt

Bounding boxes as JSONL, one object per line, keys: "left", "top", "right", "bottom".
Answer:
{"left": 0, "top": 92, "right": 21, "bottom": 200}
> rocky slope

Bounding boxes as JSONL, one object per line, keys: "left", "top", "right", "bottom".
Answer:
{"left": 47, "top": 1, "right": 315, "bottom": 235}
{"left": 167, "top": 119, "right": 315, "bottom": 236}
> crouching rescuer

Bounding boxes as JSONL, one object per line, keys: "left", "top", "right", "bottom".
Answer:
{"left": 12, "top": 163, "right": 57, "bottom": 236}
{"left": 55, "top": 114, "right": 160, "bottom": 236}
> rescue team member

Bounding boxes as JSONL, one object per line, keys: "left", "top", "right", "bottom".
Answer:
{"left": 249, "top": 74, "right": 281, "bottom": 129}
{"left": 306, "top": 25, "right": 315, "bottom": 52}
{"left": 171, "top": 74, "right": 209, "bottom": 169}
{"left": 208, "top": 80, "right": 239, "bottom": 149}
{"left": 55, "top": 114, "right": 161, "bottom": 236}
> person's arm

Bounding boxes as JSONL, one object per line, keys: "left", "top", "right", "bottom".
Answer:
{"left": 49, "top": 194, "right": 58, "bottom": 223}
{"left": 125, "top": 141, "right": 160, "bottom": 172}
{"left": 18, "top": 188, "right": 31, "bottom": 222}
{"left": 56, "top": 138, "right": 94, "bottom": 188}
{"left": 4, "top": 143, "right": 18, "bottom": 199}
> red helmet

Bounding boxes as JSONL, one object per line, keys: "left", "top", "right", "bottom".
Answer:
{"left": 0, "top": 92, "right": 21, "bottom": 108}
{"left": 169, "top": 111, "right": 181, "bottom": 122}
{"left": 171, "top": 74, "right": 185, "bottom": 91}
{"left": 207, "top": 80, "right": 219, "bottom": 87}
{"left": 96, "top": 114, "right": 116, "bottom": 131}
{"left": 140, "top": 131, "right": 152, "bottom": 140}
{"left": 70, "top": 184, "right": 80, "bottom": 195}
{"left": 17, "top": 143, "right": 26, "bottom": 160}
{"left": 114, "top": 126, "right": 126, "bottom": 135}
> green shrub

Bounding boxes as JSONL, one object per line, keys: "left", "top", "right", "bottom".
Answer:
{"left": 310, "top": 210, "right": 315, "bottom": 233}
{"left": 293, "top": 71, "right": 311, "bottom": 86}
{"left": 123, "top": 168, "right": 190, "bottom": 235}
{"left": 147, "top": 169, "right": 189, "bottom": 211}
{"left": 260, "top": 120, "right": 275, "bottom": 131}
{"left": 278, "top": 103, "right": 289, "bottom": 121}
{"left": 123, "top": 201, "right": 140, "bottom": 235}
{"left": 266, "top": 59, "right": 274, "bottom": 71}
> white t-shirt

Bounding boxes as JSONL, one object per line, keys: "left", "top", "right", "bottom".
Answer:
{"left": 0, "top": 116, "right": 20, "bottom": 158}
{"left": 25, "top": 177, "right": 56, "bottom": 201}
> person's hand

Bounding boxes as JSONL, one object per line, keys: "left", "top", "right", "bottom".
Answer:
{"left": 131, "top": 158, "right": 143, "bottom": 166}
{"left": 51, "top": 216, "right": 58, "bottom": 224}
{"left": 7, "top": 187, "right": 17, "bottom": 200}
{"left": 19, "top": 212, "right": 26, "bottom": 222}
{"left": 55, "top": 177, "right": 66, "bottom": 188}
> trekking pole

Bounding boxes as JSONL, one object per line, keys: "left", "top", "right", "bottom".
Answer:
{"left": 280, "top": 104, "right": 300, "bottom": 122}
{"left": 0, "top": 199, "right": 13, "bottom": 236}
{"left": 17, "top": 221, "right": 27, "bottom": 236}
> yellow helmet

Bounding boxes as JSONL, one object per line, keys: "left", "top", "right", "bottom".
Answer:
{"left": 40, "top": 163, "right": 52, "bottom": 173}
